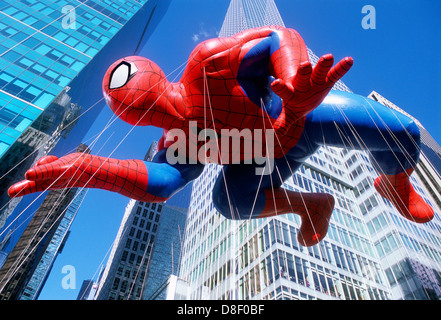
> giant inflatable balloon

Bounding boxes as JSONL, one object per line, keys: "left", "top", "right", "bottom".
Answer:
{"left": 9, "top": 26, "right": 434, "bottom": 247}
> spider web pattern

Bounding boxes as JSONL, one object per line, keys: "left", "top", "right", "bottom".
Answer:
{"left": 103, "top": 56, "right": 187, "bottom": 131}
{"left": 179, "top": 25, "right": 309, "bottom": 161}
{"left": 102, "top": 25, "right": 352, "bottom": 165}
{"left": 9, "top": 26, "right": 318, "bottom": 200}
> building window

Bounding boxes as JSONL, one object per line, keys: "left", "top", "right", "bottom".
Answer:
{"left": 112, "top": 277, "right": 120, "bottom": 290}
{"left": 120, "top": 280, "right": 128, "bottom": 293}
{"left": 121, "top": 251, "right": 128, "bottom": 262}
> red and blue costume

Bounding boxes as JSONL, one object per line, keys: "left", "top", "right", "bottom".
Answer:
{"left": 9, "top": 26, "right": 434, "bottom": 246}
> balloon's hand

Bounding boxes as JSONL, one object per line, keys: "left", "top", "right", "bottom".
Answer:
{"left": 8, "top": 153, "right": 93, "bottom": 198}
{"left": 271, "top": 54, "right": 353, "bottom": 118}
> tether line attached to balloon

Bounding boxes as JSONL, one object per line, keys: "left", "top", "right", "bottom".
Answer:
{"left": 202, "top": 67, "right": 236, "bottom": 221}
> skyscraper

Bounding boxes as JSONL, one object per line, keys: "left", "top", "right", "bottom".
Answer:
{"left": 143, "top": 183, "right": 192, "bottom": 300}
{"left": 94, "top": 142, "right": 163, "bottom": 300}
{"left": 0, "top": 0, "right": 171, "bottom": 160}
{"left": 176, "top": 0, "right": 441, "bottom": 300}
{"left": 363, "top": 91, "right": 441, "bottom": 299}
{"left": 94, "top": 142, "right": 194, "bottom": 300}
{"left": 0, "top": 0, "right": 171, "bottom": 274}
{"left": 0, "top": 143, "right": 89, "bottom": 300}
{"left": 20, "top": 189, "right": 87, "bottom": 300}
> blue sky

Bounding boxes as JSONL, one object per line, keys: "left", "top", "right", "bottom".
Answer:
{"left": 38, "top": 0, "right": 441, "bottom": 299}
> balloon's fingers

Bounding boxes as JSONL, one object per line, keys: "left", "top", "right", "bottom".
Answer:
{"left": 311, "top": 54, "right": 334, "bottom": 85}
{"left": 293, "top": 61, "right": 312, "bottom": 92}
{"left": 25, "top": 161, "right": 70, "bottom": 181}
{"left": 271, "top": 79, "right": 294, "bottom": 101}
{"left": 34, "top": 155, "right": 59, "bottom": 167}
{"left": 8, "top": 179, "right": 57, "bottom": 198}
{"left": 326, "top": 57, "right": 354, "bottom": 84}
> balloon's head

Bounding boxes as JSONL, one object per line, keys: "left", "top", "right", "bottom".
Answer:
{"left": 102, "top": 56, "right": 167, "bottom": 126}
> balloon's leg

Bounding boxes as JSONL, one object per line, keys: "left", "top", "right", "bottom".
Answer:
{"left": 374, "top": 169, "right": 434, "bottom": 223}
{"left": 259, "top": 189, "right": 335, "bottom": 246}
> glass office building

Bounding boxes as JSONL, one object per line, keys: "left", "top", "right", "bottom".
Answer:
{"left": 19, "top": 189, "right": 87, "bottom": 300}
{"left": 178, "top": 161, "right": 391, "bottom": 300}
{"left": 94, "top": 198, "right": 164, "bottom": 300}
{"left": 0, "top": 0, "right": 171, "bottom": 159}
{"left": 363, "top": 91, "right": 441, "bottom": 299}
{"left": 94, "top": 143, "right": 165, "bottom": 300}
{"left": 94, "top": 142, "right": 193, "bottom": 300}
{"left": 143, "top": 184, "right": 192, "bottom": 300}
{"left": 0, "top": 0, "right": 171, "bottom": 267}
{"left": 94, "top": 185, "right": 194, "bottom": 301}
{"left": 175, "top": 0, "right": 441, "bottom": 300}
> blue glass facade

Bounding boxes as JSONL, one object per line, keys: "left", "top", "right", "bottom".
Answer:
{"left": 0, "top": 0, "right": 171, "bottom": 296}
{"left": 0, "top": 0, "right": 169, "bottom": 158}
{"left": 19, "top": 189, "right": 86, "bottom": 300}
{"left": 143, "top": 184, "right": 193, "bottom": 300}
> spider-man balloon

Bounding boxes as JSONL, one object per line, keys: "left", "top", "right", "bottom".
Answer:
{"left": 9, "top": 26, "right": 434, "bottom": 246}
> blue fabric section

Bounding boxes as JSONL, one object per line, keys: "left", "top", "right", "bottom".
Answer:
{"left": 144, "top": 161, "right": 186, "bottom": 198}
{"left": 212, "top": 156, "right": 304, "bottom": 220}
{"left": 303, "top": 90, "right": 421, "bottom": 174}
{"left": 237, "top": 32, "right": 283, "bottom": 119}
{"left": 144, "top": 149, "right": 204, "bottom": 198}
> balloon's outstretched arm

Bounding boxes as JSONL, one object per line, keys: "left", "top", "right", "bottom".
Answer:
{"left": 8, "top": 153, "right": 176, "bottom": 203}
